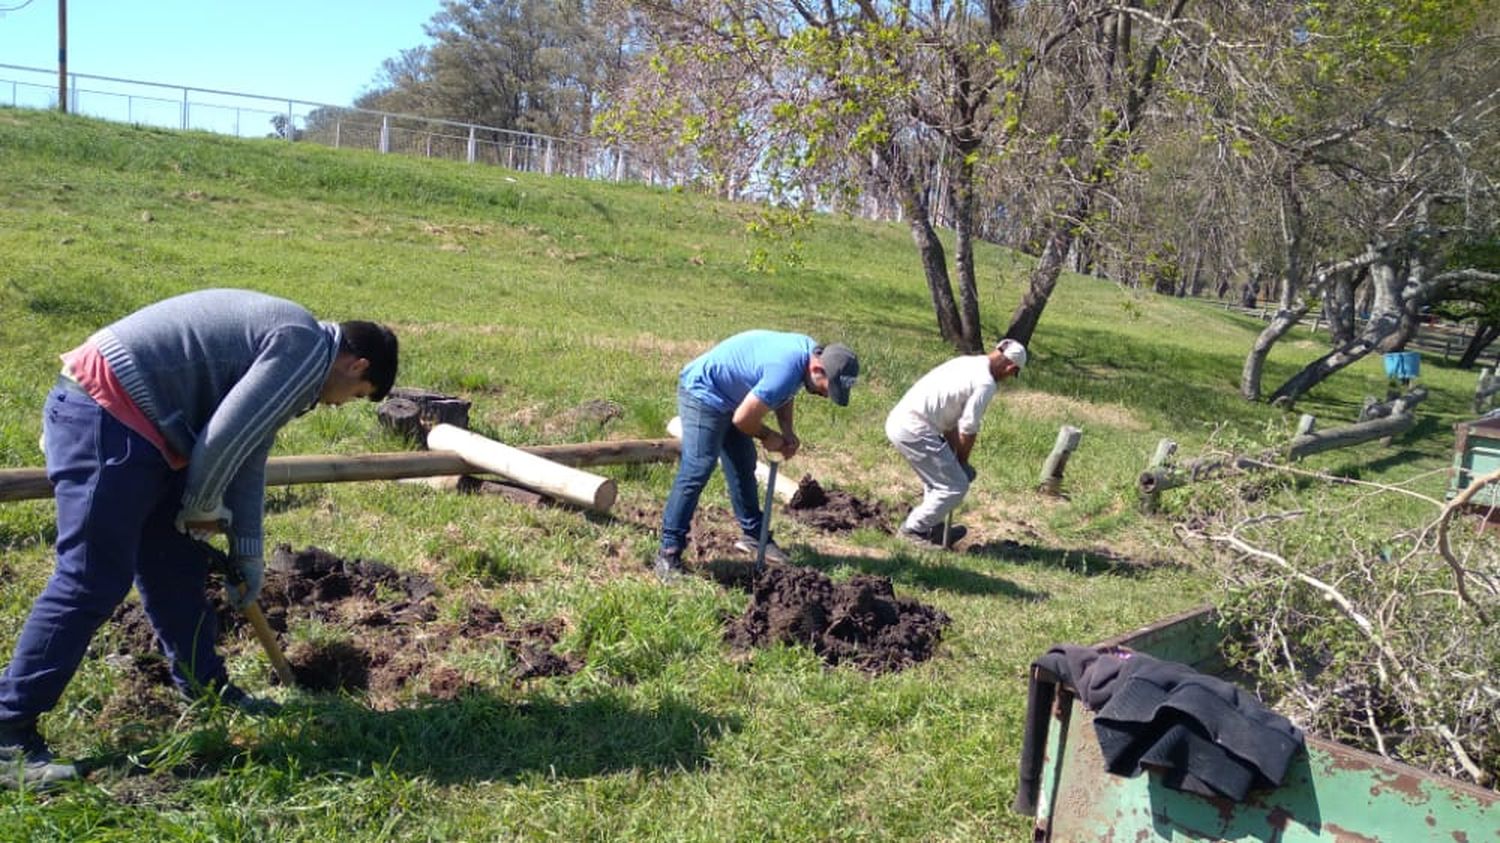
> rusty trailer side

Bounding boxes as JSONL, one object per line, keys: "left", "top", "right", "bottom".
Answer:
{"left": 1025, "top": 606, "right": 1498, "bottom": 842}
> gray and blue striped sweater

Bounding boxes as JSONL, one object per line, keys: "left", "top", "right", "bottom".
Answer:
{"left": 92, "top": 288, "right": 340, "bottom": 559}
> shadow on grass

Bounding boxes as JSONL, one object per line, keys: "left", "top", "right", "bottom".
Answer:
{"left": 1326, "top": 448, "right": 1436, "bottom": 479}
{"left": 252, "top": 691, "right": 732, "bottom": 784}
{"left": 794, "top": 550, "right": 1048, "bottom": 601}
{"left": 77, "top": 691, "right": 733, "bottom": 793}
{"left": 964, "top": 539, "right": 1183, "bottom": 578}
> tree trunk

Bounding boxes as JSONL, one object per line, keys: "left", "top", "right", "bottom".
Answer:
{"left": 1354, "top": 273, "right": 1374, "bottom": 324}
{"left": 1240, "top": 302, "right": 1313, "bottom": 400}
{"left": 1327, "top": 270, "right": 1357, "bottom": 345}
{"left": 1182, "top": 246, "right": 1205, "bottom": 297}
{"left": 1240, "top": 276, "right": 1261, "bottom": 308}
{"left": 1459, "top": 324, "right": 1500, "bottom": 369}
{"left": 879, "top": 141, "right": 964, "bottom": 347}
{"left": 1270, "top": 312, "right": 1402, "bottom": 405}
{"left": 1006, "top": 221, "right": 1074, "bottom": 346}
{"left": 951, "top": 150, "right": 984, "bottom": 352}
{"left": 1381, "top": 252, "right": 1429, "bottom": 354}
{"left": 1006, "top": 189, "right": 1093, "bottom": 346}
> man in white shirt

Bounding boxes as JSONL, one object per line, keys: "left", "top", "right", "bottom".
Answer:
{"left": 885, "top": 339, "right": 1026, "bottom": 547}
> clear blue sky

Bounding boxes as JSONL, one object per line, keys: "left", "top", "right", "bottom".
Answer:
{"left": 0, "top": 0, "right": 440, "bottom": 106}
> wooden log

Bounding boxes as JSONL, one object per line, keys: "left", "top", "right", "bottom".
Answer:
{"left": 0, "top": 439, "right": 679, "bottom": 503}
{"left": 1139, "top": 439, "right": 1178, "bottom": 511}
{"left": 1139, "top": 411, "right": 1419, "bottom": 497}
{"left": 1139, "top": 453, "right": 1261, "bottom": 496}
{"left": 666, "top": 416, "right": 797, "bottom": 503}
{"left": 1288, "top": 411, "right": 1417, "bottom": 460}
{"left": 1037, "top": 425, "right": 1083, "bottom": 496}
{"left": 427, "top": 424, "right": 617, "bottom": 512}
{"left": 1359, "top": 387, "right": 1428, "bottom": 421}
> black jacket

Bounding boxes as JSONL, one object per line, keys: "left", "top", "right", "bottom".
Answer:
{"left": 1015, "top": 644, "right": 1304, "bottom": 813}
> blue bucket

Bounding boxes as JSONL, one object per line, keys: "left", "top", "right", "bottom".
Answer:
{"left": 1384, "top": 351, "right": 1420, "bottom": 379}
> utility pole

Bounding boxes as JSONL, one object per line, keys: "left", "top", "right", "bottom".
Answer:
{"left": 57, "top": 0, "right": 67, "bottom": 113}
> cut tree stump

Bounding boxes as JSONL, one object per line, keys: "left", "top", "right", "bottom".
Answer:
{"left": 377, "top": 388, "right": 472, "bottom": 446}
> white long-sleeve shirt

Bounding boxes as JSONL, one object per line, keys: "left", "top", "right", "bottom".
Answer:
{"left": 885, "top": 355, "right": 998, "bottom": 439}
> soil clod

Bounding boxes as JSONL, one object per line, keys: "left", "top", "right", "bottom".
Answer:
{"left": 786, "top": 478, "right": 897, "bottom": 534}
{"left": 725, "top": 565, "right": 950, "bottom": 673}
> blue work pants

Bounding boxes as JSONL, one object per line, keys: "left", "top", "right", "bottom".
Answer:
{"left": 0, "top": 382, "right": 226, "bottom": 723}
{"left": 660, "top": 387, "right": 763, "bottom": 553}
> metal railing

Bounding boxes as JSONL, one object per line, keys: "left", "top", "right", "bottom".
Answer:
{"left": 0, "top": 63, "right": 641, "bottom": 183}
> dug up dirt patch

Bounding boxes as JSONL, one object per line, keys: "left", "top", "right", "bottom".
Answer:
{"left": 784, "top": 476, "right": 899, "bottom": 534}
{"left": 724, "top": 565, "right": 950, "bottom": 674}
{"left": 102, "top": 544, "right": 580, "bottom": 710}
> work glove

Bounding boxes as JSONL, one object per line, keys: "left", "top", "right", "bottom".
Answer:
{"left": 175, "top": 504, "right": 233, "bottom": 541}
{"left": 226, "top": 555, "right": 265, "bottom": 611}
{"left": 962, "top": 463, "right": 978, "bottom": 482}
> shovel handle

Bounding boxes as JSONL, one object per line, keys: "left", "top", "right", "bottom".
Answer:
{"left": 755, "top": 460, "right": 780, "bottom": 571}
{"left": 197, "top": 535, "right": 297, "bottom": 687}
{"left": 241, "top": 600, "right": 297, "bottom": 687}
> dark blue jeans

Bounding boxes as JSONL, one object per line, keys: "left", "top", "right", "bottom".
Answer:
{"left": 0, "top": 382, "right": 226, "bottom": 723}
{"left": 660, "top": 387, "right": 763, "bottom": 554}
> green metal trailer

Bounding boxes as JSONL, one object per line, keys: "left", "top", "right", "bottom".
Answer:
{"left": 1017, "top": 606, "right": 1497, "bottom": 841}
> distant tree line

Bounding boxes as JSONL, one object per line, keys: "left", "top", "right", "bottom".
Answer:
{"left": 357, "top": 0, "right": 1498, "bottom": 403}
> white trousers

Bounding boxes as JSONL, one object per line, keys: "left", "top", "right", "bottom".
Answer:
{"left": 886, "top": 423, "right": 970, "bottom": 533}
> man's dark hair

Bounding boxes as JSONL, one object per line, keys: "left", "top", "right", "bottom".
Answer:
{"left": 338, "top": 320, "right": 399, "bottom": 401}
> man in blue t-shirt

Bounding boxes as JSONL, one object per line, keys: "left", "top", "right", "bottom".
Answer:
{"left": 656, "top": 331, "right": 859, "bottom": 581}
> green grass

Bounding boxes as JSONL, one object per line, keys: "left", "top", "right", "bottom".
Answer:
{"left": 0, "top": 108, "right": 1479, "bottom": 840}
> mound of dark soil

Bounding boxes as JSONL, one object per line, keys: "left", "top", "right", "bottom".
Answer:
{"left": 724, "top": 565, "right": 950, "bottom": 673}
{"left": 98, "top": 544, "right": 580, "bottom": 708}
{"left": 785, "top": 477, "right": 898, "bottom": 534}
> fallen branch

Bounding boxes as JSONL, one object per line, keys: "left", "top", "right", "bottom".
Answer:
{"left": 1203, "top": 511, "right": 1494, "bottom": 786}
{"left": 1435, "top": 466, "right": 1500, "bottom": 624}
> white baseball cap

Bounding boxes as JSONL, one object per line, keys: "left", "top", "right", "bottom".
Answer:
{"left": 996, "top": 338, "right": 1027, "bottom": 373}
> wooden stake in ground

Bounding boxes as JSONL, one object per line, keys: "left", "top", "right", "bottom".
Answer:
{"left": 1037, "top": 425, "right": 1083, "bottom": 496}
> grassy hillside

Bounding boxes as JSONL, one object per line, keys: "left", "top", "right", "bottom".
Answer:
{"left": 0, "top": 108, "right": 1475, "bottom": 840}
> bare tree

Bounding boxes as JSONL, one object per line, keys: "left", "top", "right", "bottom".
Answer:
{"left": 1187, "top": 2, "right": 1500, "bottom": 402}
{"left": 607, "top": 2, "right": 1211, "bottom": 351}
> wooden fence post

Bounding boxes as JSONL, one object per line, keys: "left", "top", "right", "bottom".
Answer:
{"left": 1141, "top": 438, "right": 1177, "bottom": 513}
{"left": 1476, "top": 367, "right": 1495, "bottom": 415}
{"left": 1037, "top": 426, "right": 1083, "bottom": 497}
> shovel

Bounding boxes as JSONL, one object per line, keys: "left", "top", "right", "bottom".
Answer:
{"left": 196, "top": 537, "right": 297, "bottom": 688}
{"left": 754, "top": 459, "right": 780, "bottom": 574}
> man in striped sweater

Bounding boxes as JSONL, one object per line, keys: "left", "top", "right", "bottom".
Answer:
{"left": 0, "top": 289, "right": 398, "bottom": 789}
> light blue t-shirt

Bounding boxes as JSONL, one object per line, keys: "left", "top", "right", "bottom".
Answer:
{"left": 680, "top": 330, "right": 816, "bottom": 414}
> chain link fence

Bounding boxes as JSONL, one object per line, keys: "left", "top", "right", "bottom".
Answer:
{"left": 0, "top": 63, "right": 636, "bottom": 183}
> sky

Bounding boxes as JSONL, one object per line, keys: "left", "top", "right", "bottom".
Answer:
{"left": 0, "top": 0, "right": 441, "bottom": 109}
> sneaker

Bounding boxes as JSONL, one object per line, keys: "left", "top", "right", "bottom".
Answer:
{"left": 0, "top": 719, "right": 78, "bottom": 790}
{"left": 733, "top": 536, "right": 790, "bottom": 565}
{"left": 653, "top": 548, "right": 686, "bottom": 583}
{"left": 898, "top": 524, "right": 968, "bottom": 549}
